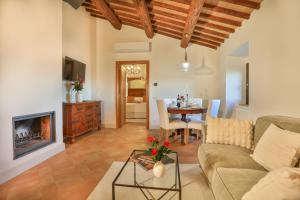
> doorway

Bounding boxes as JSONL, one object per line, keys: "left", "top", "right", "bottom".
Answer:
{"left": 116, "top": 60, "right": 149, "bottom": 129}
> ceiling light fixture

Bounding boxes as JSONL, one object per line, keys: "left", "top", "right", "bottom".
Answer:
{"left": 181, "top": 48, "right": 190, "bottom": 72}
{"left": 195, "top": 57, "right": 215, "bottom": 75}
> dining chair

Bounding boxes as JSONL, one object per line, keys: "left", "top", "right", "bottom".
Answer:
{"left": 187, "top": 99, "right": 221, "bottom": 143}
{"left": 164, "top": 98, "right": 181, "bottom": 120}
{"left": 157, "top": 99, "right": 187, "bottom": 142}
{"left": 187, "top": 98, "right": 203, "bottom": 122}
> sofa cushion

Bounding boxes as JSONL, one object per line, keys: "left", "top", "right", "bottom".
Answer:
{"left": 242, "top": 167, "right": 300, "bottom": 200}
{"left": 206, "top": 118, "right": 254, "bottom": 149}
{"left": 212, "top": 168, "right": 267, "bottom": 200}
{"left": 251, "top": 124, "right": 300, "bottom": 170}
{"left": 254, "top": 116, "right": 300, "bottom": 148}
{"left": 198, "top": 144, "right": 265, "bottom": 182}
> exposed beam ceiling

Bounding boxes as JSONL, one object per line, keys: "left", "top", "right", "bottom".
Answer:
{"left": 82, "top": 0, "right": 262, "bottom": 50}
{"left": 135, "top": 0, "right": 154, "bottom": 38}
{"left": 94, "top": 0, "right": 121, "bottom": 30}
{"left": 181, "top": 0, "right": 205, "bottom": 48}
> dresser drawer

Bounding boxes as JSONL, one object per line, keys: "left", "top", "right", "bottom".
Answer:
{"left": 72, "top": 105, "right": 85, "bottom": 113}
{"left": 63, "top": 101, "right": 101, "bottom": 143}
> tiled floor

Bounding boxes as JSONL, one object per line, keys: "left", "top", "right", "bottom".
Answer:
{"left": 0, "top": 123, "right": 200, "bottom": 200}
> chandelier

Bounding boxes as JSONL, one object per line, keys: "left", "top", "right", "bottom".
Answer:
{"left": 123, "top": 65, "right": 142, "bottom": 77}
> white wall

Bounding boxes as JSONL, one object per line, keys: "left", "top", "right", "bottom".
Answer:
{"left": 225, "top": 57, "right": 248, "bottom": 117}
{"left": 95, "top": 20, "right": 219, "bottom": 128}
{"left": 0, "top": 0, "right": 65, "bottom": 183}
{"left": 62, "top": 2, "right": 97, "bottom": 101}
{"left": 218, "top": 0, "right": 300, "bottom": 120}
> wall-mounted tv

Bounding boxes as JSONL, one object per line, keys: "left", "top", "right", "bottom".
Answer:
{"left": 63, "top": 56, "right": 86, "bottom": 82}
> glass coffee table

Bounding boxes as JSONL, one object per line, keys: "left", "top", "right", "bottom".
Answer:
{"left": 112, "top": 150, "right": 181, "bottom": 200}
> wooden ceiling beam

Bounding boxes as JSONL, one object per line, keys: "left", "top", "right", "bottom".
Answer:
{"left": 114, "top": 11, "right": 140, "bottom": 21}
{"left": 94, "top": 0, "right": 122, "bottom": 30}
{"left": 181, "top": 0, "right": 205, "bottom": 48}
{"left": 203, "top": 4, "right": 250, "bottom": 19}
{"left": 190, "top": 39, "right": 218, "bottom": 49}
{"left": 107, "top": 0, "right": 134, "bottom": 8}
{"left": 191, "top": 36, "right": 221, "bottom": 46}
{"left": 150, "top": 1, "right": 188, "bottom": 14}
{"left": 110, "top": 4, "right": 136, "bottom": 13}
{"left": 171, "top": 0, "right": 260, "bottom": 10}
{"left": 118, "top": 16, "right": 141, "bottom": 25}
{"left": 151, "top": 15, "right": 185, "bottom": 28}
{"left": 153, "top": 26, "right": 221, "bottom": 46}
{"left": 152, "top": 20, "right": 184, "bottom": 33}
{"left": 220, "top": 0, "right": 260, "bottom": 9}
{"left": 88, "top": 8, "right": 140, "bottom": 25}
{"left": 149, "top": 8, "right": 187, "bottom": 21}
{"left": 87, "top": 7, "right": 228, "bottom": 41}
{"left": 155, "top": 30, "right": 182, "bottom": 40}
{"left": 151, "top": 15, "right": 229, "bottom": 39}
{"left": 152, "top": 20, "right": 224, "bottom": 44}
{"left": 152, "top": 15, "right": 229, "bottom": 39}
{"left": 153, "top": 26, "right": 183, "bottom": 38}
{"left": 194, "top": 26, "right": 229, "bottom": 38}
{"left": 135, "top": 0, "right": 154, "bottom": 38}
{"left": 148, "top": 1, "right": 241, "bottom": 27}
{"left": 150, "top": 1, "right": 250, "bottom": 19}
{"left": 197, "top": 20, "right": 235, "bottom": 33}
{"left": 200, "top": 13, "right": 241, "bottom": 27}
{"left": 192, "top": 33, "right": 224, "bottom": 43}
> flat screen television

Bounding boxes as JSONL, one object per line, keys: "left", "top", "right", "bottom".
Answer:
{"left": 63, "top": 56, "right": 86, "bottom": 82}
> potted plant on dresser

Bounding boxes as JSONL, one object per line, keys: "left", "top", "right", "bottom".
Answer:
{"left": 73, "top": 78, "right": 83, "bottom": 102}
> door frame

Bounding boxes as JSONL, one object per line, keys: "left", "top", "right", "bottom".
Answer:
{"left": 115, "top": 60, "right": 150, "bottom": 129}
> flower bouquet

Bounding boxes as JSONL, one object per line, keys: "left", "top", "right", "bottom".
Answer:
{"left": 145, "top": 136, "right": 172, "bottom": 177}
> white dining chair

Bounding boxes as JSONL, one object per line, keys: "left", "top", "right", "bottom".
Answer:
{"left": 187, "top": 99, "right": 221, "bottom": 143}
{"left": 207, "top": 99, "right": 221, "bottom": 118}
{"left": 187, "top": 98, "right": 203, "bottom": 122}
{"left": 164, "top": 98, "right": 181, "bottom": 120}
{"left": 157, "top": 99, "right": 187, "bottom": 142}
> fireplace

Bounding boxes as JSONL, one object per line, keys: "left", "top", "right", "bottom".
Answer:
{"left": 12, "top": 111, "right": 56, "bottom": 159}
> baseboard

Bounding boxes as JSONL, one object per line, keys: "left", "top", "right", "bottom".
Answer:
{"left": 0, "top": 142, "right": 65, "bottom": 184}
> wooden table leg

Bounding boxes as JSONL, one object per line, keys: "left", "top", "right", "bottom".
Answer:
{"left": 184, "top": 128, "right": 189, "bottom": 144}
{"left": 159, "top": 128, "right": 164, "bottom": 141}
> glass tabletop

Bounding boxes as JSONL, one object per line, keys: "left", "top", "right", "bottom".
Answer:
{"left": 113, "top": 150, "right": 181, "bottom": 191}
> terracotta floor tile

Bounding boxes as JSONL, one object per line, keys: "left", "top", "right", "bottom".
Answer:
{"left": 0, "top": 123, "right": 200, "bottom": 199}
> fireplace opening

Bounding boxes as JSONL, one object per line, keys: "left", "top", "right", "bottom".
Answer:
{"left": 13, "top": 111, "right": 56, "bottom": 159}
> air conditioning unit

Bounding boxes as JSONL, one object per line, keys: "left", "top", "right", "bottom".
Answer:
{"left": 114, "top": 42, "right": 151, "bottom": 53}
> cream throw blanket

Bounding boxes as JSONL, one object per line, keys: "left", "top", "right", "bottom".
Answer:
{"left": 206, "top": 117, "right": 254, "bottom": 149}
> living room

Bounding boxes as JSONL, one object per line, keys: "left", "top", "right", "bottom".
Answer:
{"left": 0, "top": 0, "right": 299, "bottom": 199}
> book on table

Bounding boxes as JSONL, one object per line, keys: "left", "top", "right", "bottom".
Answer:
{"left": 131, "top": 152, "right": 175, "bottom": 171}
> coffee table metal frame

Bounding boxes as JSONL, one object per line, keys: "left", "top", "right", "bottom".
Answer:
{"left": 112, "top": 150, "right": 181, "bottom": 200}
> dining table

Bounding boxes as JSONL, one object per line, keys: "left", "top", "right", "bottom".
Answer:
{"left": 167, "top": 106, "right": 208, "bottom": 122}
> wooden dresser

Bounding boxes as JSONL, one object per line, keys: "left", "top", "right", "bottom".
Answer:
{"left": 63, "top": 101, "right": 101, "bottom": 143}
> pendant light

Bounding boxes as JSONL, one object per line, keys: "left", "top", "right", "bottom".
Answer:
{"left": 195, "top": 56, "right": 215, "bottom": 75}
{"left": 181, "top": 48, "right": 190, "bottom": 72}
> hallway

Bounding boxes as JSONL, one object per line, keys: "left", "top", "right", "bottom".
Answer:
{"left": 0, "top": 124, "right": 200, "bottom": 200}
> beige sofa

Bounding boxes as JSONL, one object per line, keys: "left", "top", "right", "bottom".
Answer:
{"left": 198, "top": 116, "right": 300, "bottom": 200}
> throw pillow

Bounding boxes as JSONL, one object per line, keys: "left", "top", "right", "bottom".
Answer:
{"left": 206, "top": 118, "right": 254, "bottom": 149}
{"left": 242, "top": 167, "right": 300, "bottom": 200}
{"left": 251, "top": 124, "right": 300, "bottom": 170}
